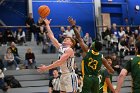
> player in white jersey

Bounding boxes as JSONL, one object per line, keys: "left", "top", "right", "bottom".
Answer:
{"left": 38, "top": 18, "right": 78, "bottom": 93}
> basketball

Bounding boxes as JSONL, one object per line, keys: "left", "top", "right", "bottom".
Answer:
{"left": 38, "top": 5, "right": 50, "bottom": 18}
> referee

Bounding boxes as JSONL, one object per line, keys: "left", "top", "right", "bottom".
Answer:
{"left": 49, "top": 69, "right": 60, "bottom": 93}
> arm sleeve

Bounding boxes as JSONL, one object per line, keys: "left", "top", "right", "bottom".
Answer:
{"left": 124, "top": 60, "right": 131, "bottom": 73}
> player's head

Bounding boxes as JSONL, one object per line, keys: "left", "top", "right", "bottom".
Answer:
{"left": 53, "top": 69, "right": 59, "bottom": 78}
{"left": 105, "top": 56, "right": 112, "bottom": 65}
{"left": 91, "top": 41, "right": 102, "bottom": 52}
{"left": 62, "top": 37, "right": 76, "bottom": 48}
{"left": 135, "top": 40, "right": 140, "bottom": 54}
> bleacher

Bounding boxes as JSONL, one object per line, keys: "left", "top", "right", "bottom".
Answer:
{"left": 0, "top": 41, "right": 133, "bottom": 93}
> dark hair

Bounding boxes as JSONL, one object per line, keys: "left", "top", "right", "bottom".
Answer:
{"left": 105, "top": 56, "right": 112, "bottom": 60}
{"left": 135, "top": 40, "right": 140, "bottom": 54}
{"left": 91, "top": 41, "right": 102, "bottom": 52}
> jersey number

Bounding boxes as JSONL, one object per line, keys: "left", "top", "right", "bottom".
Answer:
{"left": 88, "top": 58, "right": 98, "bottom": 70}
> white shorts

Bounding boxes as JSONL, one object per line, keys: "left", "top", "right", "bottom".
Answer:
{"left": 60, "top": 73, "right": 78, "bottom": 92}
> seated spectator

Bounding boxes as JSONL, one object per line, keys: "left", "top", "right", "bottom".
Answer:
{"left": 15, "top": 27, "right": 26, "bottom": 45}
{"left": 49, "top": 69, "right": 60, "bottom": 93}
{"left": 24, "top": 48, "right": 37, "bottom": 69}
{"left": 3, "top": 28, "right": 15, "bottom": 45}
{"left": 38, "top": 27, "right": 45, "bottom": 45}
{"left": 118, "top": 37, "right": 129, "bottom": 58}
{"left": 4, "top": 48, "right": 19, "bottom": 71}
{"left": 118, "top": 26, "right": 125, "bottom": 39}
{"left": 111, "top": 53, "right": 122, "bottom": 74}
{"left": 0, "top": 69, "right": 8, "bottom": 92}
{"left": 9, "top": 42, "right": 22, "bottom": 64}
{"left": 128, "top": 36, "right": 135, "bottom": 55}
{"left": 65, "top": 26, "right": 75, "bottom": 38}
{"left": 58, "top": 26, "right": 66, "bottom": 43}
{"left": 83, "top": 33, "right": 92, "bottom": 47}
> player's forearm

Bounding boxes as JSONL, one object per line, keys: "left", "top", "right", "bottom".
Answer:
{"left": 106, "top": 78, "right": 115, "bottom": 93}
{"left": 72, "top": 26, "right": 88, "bottom": 52}
{"left": 72, "top": 26, "right": 82, "bottom": 41}
{"left": 116, "top": 73, "right": 126, "bottom": 92}
{"left": 46, "top": 60, "right": 62, "bottom": 70}
{"left": 102, "top": 58, "right": 114, "bottom": 74}
{"left": 46, "top": 25, "right": 54, "bottom": 36}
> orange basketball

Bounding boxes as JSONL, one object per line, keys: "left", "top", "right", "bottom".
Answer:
{"left": 38, "top": 5, "right": 50, "bottom": 18}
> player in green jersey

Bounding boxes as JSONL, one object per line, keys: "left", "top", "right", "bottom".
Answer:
{"left": 116, "top": 40, "right": 140, "bottom": 93}
{"left": 68, "top": 17, "right": 114, "bottom": 93}
{"left": 99, "top": 56, "right": 115, "bottom": 93}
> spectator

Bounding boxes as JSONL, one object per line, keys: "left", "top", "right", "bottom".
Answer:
{"left": 118, "top": 37, "right": 129, "bottom": 58}
{"left": 4, "top": 48, "right": 19, "bottom": 71}
{"left": 4, "top": 28, "right": 14, "bottom": 45}
{"left": 24, "top": 48, "right": 37, "bottom": 69}
{"left": 111, "top": 53, "right": 122, "bottom": 74}
{"left": 125, "top": 26, "right": 132, "bottom": 38}
{"left": 83, "top": 33, "right": 92, "bottom": 47}
{"left": 0, "top": 69, "right": 8, "bottom": 92}
{"left": 36, "top": 17, "right": 45, "bottom": 45}
{"left": 77, "top": 26, "right": 83, "bottom": 38}
{"left": 49, "top": 69, "right": 60, "bottom": 93}
{"left": 58, "top": 26, "right": 66, "bottom": 43}
{"left": 25, "top": 13, "right": 36, "bottom": 41}
{"left": 9, "top": 42, "right": 21, "bottom": 64}
{"left": 128, "top": 36, "right": 135, "bottom": 55}
{"left": 15, "top": 27, "right": 26, "bottom": 45}
{"left": 118, "top": 26, "right": 125, "bottom": 39}
{"left": 102, "top": 26, "right": 112, "bottom": 48}
{"left": 65, "top": 26, "right": 75, "bottom": 38}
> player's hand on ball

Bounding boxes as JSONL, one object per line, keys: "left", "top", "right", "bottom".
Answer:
{"left": 37, "top": 64, "right": 47, "bottom": 73}
{"left": 68, "top": 16, "right": 76, "bottom": 26}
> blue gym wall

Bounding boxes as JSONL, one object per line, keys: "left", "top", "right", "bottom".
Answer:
{"left": 0, "top": 0, "right": 140, "bottom": 38}
{"left": 0, "top": 0, "right": 27, "bottom": 26}
{"left": 32, "top": 0, "right": 95, "bottom": 38}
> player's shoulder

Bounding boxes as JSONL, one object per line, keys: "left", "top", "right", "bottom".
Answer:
{"left": 66, "top": 47, "right": 74, "bottom": 52}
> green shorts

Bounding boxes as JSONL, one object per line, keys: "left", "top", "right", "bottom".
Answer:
{"left": 82, "top": 75, "right": 99, "bottom": 93}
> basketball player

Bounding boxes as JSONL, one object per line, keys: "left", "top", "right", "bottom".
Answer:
{"left": 115, "top": 40, "right": 140, "bottom": 93}
{"left": 68, "top": 17, "right": 114, "bottom": 93}
{"left": 99, "top": 56, "right": 115, "bottom": 93}
{"left": 38, "top": 18, "right": 78, "bottom": 93}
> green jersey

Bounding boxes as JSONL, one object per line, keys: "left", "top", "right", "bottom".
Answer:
{"left": 82, "top": 50, "right": 102, "bottom": 76}
{"left": 124, "top": 55, "right": 140, "bottom": 93}
{"left": 99, "top": 68, "right": 112, "bottom": 93}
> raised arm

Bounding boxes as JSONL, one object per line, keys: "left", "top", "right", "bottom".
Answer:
{"left": 102, "top": 57, "right": 114, "bottom": 74}
{"left": 44, "top": 19, "right": 60, "bottom": 49}
{"left": 68, "top": 17, "right": 88, "bottom": 53}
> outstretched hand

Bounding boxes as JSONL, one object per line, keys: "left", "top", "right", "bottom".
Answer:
{"left": 68, "top": 16, "right": 76, "bottom": 26}
{"left": 43, "top": 18, "right": 52, "bottom": 26}
{"left": 37, "top": 64, "right": 48, "bottom": 73}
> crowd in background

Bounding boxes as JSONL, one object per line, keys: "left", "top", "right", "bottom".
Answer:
{"left": 0, "top": 14, "right": 139, "bottom": 92}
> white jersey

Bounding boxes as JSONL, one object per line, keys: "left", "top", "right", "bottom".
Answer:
{"left": 58, "top": 45, "right": 75, "bottom": 74}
